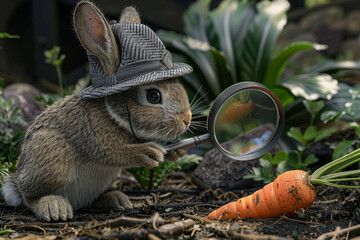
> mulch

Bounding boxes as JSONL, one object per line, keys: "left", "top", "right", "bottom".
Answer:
{"left": 0, "top": 172, "right": 360, "bottom": 240}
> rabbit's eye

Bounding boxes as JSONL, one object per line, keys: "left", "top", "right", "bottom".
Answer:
{"left": 147, "top": 89, "right": 162, "bottom": 104}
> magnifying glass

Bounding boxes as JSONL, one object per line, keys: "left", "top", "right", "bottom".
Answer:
{"left": 164, "top": 82, "right": 285, "bottom": 161}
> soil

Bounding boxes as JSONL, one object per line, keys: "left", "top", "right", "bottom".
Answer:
{"left": 1, "top": 171, "right": 360, "bottom": 240}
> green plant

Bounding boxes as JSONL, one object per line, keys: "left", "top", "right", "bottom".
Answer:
{"left": 311, "top": 147, "right": 360, "bottom": 188}
{"left": 0, "top": 33, "right": 24, "bottom": 183}
{"left": 0, "top": 32, "right": 19, "bottom": 50}
{"left": 127, "top": 154, "right": 202, "bottom": 189}
{"left": 0, "top": 79, "right": 27, "bottom": 183}
{"left": 244, "top": 150, "right": 288, "bottom": 183}
{"left": 38, "top": 46, "right": 91, "bottom": 106}
{"left": 286, "top": 100, "right": 332, "bottom": 166}
{"left": 321, "top": 87, "right": 360, "bottom": 160}
{"left": 158, "top": 0, "right": 340, "bottom": 108}
{"left": 44, "top": 46, "right": 66, "bottom": 96}
{"left": 245, "top": 99, "right": 332, "bottom": 183}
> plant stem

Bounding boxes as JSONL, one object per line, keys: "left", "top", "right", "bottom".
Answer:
{"left": 55, "top": 65, "right": 64, "bottom": 97}
{"left": 310, "top": 148, "right": 360, "bottom": 188}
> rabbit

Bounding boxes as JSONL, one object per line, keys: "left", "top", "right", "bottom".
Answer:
{"left": 1, "top": 1, "right": 192, "bottom": 222}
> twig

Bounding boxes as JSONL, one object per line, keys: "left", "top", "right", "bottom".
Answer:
{"left": 160, "top": 211, "right": 186, "bottom": 218}
{"left": 91, "top": 212, "right": 165, "bottom": 229}
{"left": 317, "top": 224, "right": 360, "bottom": 240}
{"left": 229, "top": 230, "right": 292, "bottom": 240}
{"left": 158, "top": 219, "right": 194, "bottom": 236}
{"left": 342, "top": 189, "right": 360, "bottom": 205}
{"left": 313, "top": 199, "right": 339, "bottom": 205}
{"left": 183, "top": 213, "right": 217, "bottom": 224}
{"left": 148, "top": 233, "right": 162, "bottom": 240}
{"left": 346, "top": 222, "right": 352, "bottom": 240}
{"left": 123, "top": 188, "right": 201, "bottom": 194}
{"left": 106, "top": 228, "right": 150, "bottom": 239}
{"left": 5, "top": 224, "right": 47, "bottom": 234}
{"left": 274, "top": 215, "right": 319, "bottom": 225}
{"left": 194, "top": 203, "right": 223, "bottom": 208}
{"left": 151, "top": 201, "right": 230, "bottom": 210}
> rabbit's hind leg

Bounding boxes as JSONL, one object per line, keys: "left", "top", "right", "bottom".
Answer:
{"left": 91, "top": 191, "right": 133, "bottom": 210}
{"left": 25, "top": 195, "right": 73, "bottom": 222}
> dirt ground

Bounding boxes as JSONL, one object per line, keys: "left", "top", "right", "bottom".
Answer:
{"left": 0, "top": 172, "right": 360, "bottom": 240}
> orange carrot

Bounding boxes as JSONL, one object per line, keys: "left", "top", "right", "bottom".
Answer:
{"left": 206, "top": 170, "right": 316, "bottom": 220}
{"left": 206, "top": 148, "right": 360, "bottom": 220}
{"left": 218, "top": 99, "right": 253, "bottom": 123}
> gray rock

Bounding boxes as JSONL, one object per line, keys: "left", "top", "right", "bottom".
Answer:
{"left": 1, "top": 83, "right": 45, "bottom": 131}
{"left": 299, "top": 6, "right": 344, "bottom": 32}
{"left": 344, "top": 10, "right": 360, "bottom": 36}
{"left": 339, "top": 39, "right": 360, "bottom": 60}
{"left": 192, "top": 125, "right": 280, "bottom": 191}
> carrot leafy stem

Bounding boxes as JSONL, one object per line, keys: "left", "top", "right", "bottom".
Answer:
{"left": 310, "top": 148, "right": 360, "bottom": 188}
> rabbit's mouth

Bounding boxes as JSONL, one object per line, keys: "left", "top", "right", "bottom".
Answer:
{"left": 152, "top": 117, "right": 189, "bottom": 142}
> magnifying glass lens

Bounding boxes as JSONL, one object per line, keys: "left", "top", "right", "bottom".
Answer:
{"left": 214, "top": 89, "right": 279, "bottom": 156}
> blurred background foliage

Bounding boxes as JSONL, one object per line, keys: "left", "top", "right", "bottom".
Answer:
{"left": 1, "top": 0, "right": 360, "bottom": 187}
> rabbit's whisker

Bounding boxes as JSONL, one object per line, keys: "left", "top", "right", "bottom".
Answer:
{"left": 189, "top": 86, "right": 204, "bottom": 107}
{"left": 190, "top": 91, "right": 209, "bottom": 112}
{"left": 191, "top": 104, "right": 209, "bottom": 116}
{"left": 191, "top": 115, "right": 206, "bottom": 120}
{"left": 187, "top": 127, "right": 195, "bottom": 135}
{"left": 190, "top": 98, "right": 207, "bottom": 112}
{"left": 190, "top": 122, "right": 207, "bottom": 129}
{"left": 152, "top": 124, "right": 172, "bottom": 137}
{"left": 163, "top": 128, "right": 175, "bottom": 141}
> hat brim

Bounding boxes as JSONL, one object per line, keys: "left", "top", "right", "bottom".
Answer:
{"left": 81, "top": 62, "right": 192, "bottom": 99}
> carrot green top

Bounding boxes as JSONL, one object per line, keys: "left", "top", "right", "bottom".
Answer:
{"left": 310, "top": 148, "right": 360, "bottom": 189}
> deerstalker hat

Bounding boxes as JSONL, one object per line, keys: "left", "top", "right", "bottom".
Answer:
{"left": 81, "top": 22, "right": 193, "bottom": 99}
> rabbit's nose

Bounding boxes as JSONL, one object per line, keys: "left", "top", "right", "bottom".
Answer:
{"left": 182, "top": 109, "right": 192, "bottom": 126}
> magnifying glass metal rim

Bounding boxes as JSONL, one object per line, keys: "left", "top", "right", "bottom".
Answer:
{"left": 163, "top": 82, "right": 285, "bottom": 161}
{"left": 207, "top": 81, "right": 285, "bottom": 161}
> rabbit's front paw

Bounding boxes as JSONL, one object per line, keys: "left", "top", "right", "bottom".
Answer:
{"left": 92, "top": 191, "right": 133, "bottom": 210}
{"left": 165, "top": 148, "right": 186, "bottom": 162}
{"left": 138, "top": 142, "right": 166, "bottom": 168}
{"left": 28, "top": 195, "right": 73, "bottom": 222}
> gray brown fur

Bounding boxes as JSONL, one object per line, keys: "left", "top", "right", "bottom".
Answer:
{"left": 1, "top": 1, "right": 191, "bottom": 222}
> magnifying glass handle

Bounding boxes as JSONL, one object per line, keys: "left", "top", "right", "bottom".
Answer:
{"left": 163, "top": 133, "right": 211, "bottom": 153}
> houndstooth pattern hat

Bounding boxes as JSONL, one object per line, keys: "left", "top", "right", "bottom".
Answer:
{"left": 81, "top": 22, "right": 193, "bottom": 99}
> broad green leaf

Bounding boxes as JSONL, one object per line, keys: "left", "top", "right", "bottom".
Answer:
{"left": 271, "top": 86, "right": 295, "bottom": 107}
{"left": 320, "top": 110, "right": 342, "bottom": 123}
{"left": 281, "top": 73, "right": 338, "bottom": 101}
{"left": 303, "top": 154, "right": 318, "bottom": 165}
{"left": 272, "top": 150, "right": 288, "bottom": 166}
{"left": 264, "top": 41, "right": 326, "bottom": 87}
{"left": 183, "top": 0, "right": 211, "bottom": 42}
{"left": 276, "top": 161, "right": 289, "bottom": 176}
{"left": 260, "top": 152, "right": 272, "bottom": 161}
{"left": 323, "top": 83, "right": 360, "bottom": 120}
{"left": 303, "top": 99, "right": 324, "bottom": 119}
{"left": 332, "top": 140, "right": 353, "bottom": 160}
{"left": 307, "top": 60, "right": 360, "bottom": 74}
{"left": 209, "top": 48, "right": 233, "bottom": 90}
{"left": 254, "top": 0, "right": 289, "bottom": 82}
{"left": 287, "top": 127, "right": 306, "bottom": 144}
{"left": 314, "top": 129, "right": 333, "bottom": 143}
{"left": 209, "top": 0, "right": 252, "bottom": 83}
{"left": 239, "top": 0, "right": 288, "bottom": 82}
{"left": 287, "top": 151, "right": 301, "bottom": 168}
{"left": 158, "top": 31, "right": 219, "bottom": 96}
{"left": 303, "top": 126, "right": 318, "bottom": 141}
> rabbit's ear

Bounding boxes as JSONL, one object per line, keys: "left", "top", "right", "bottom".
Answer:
{"left": 119, "top": 7, "right": 141, "bottom": 24}
{"left": 73, "top": 1, "right": 119, "bottom": 76}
